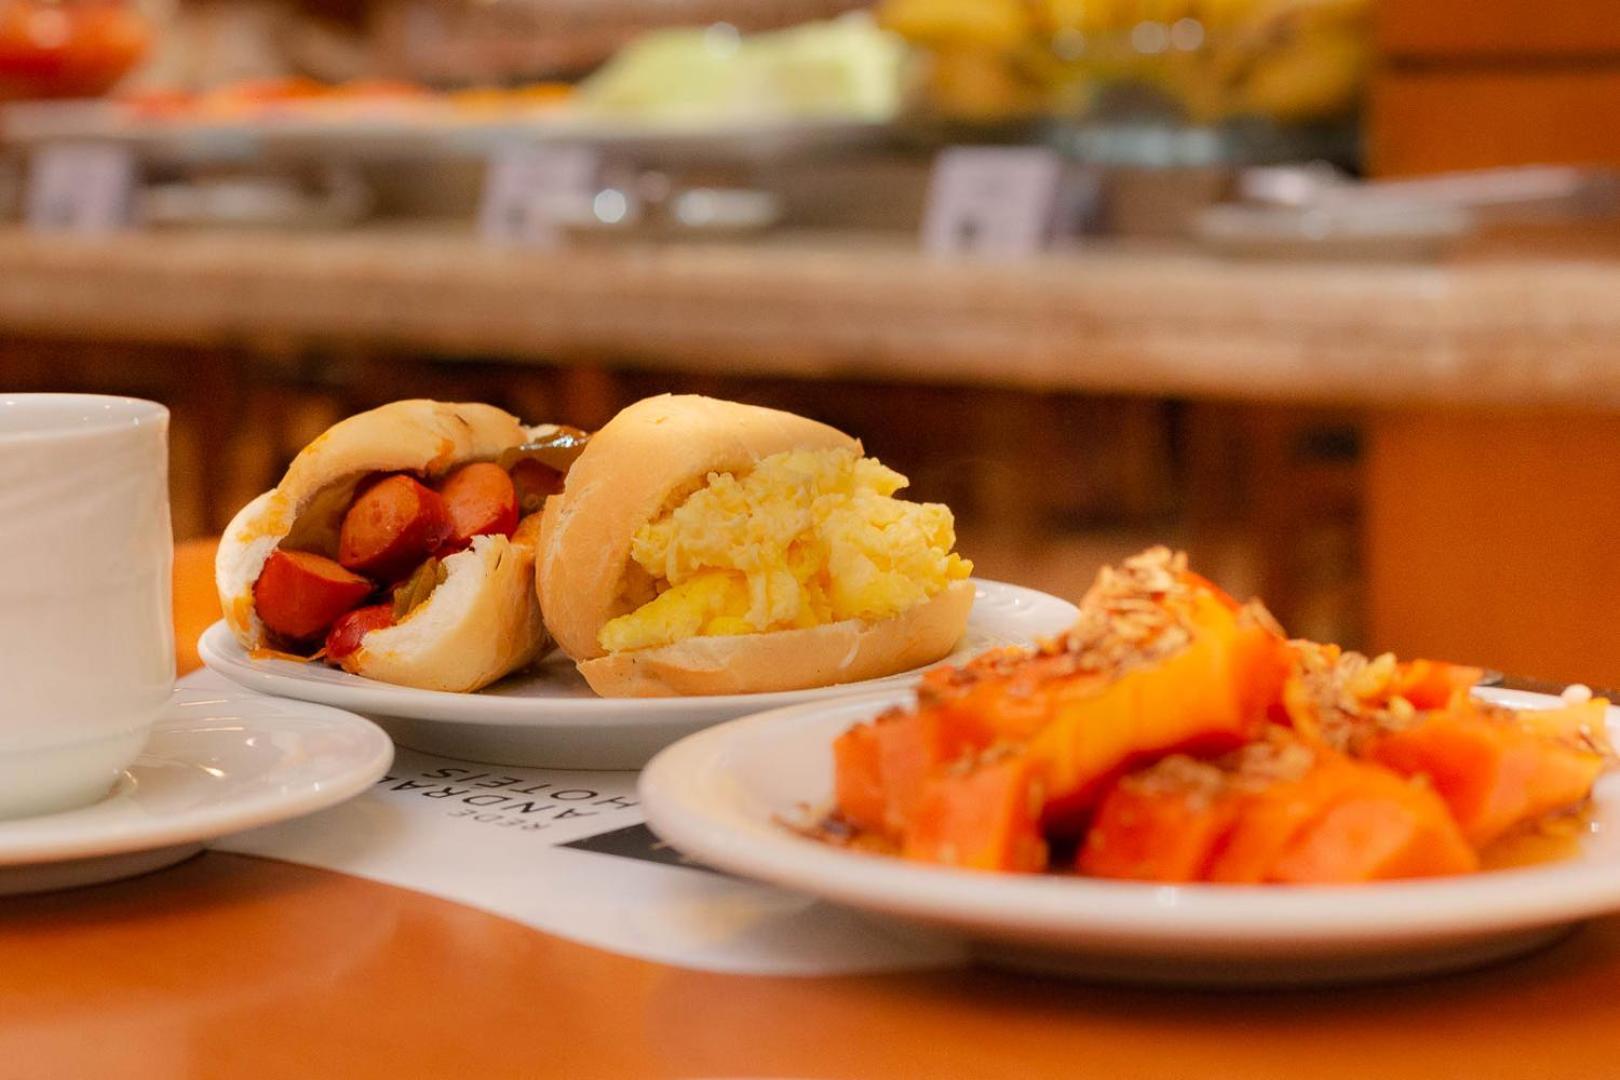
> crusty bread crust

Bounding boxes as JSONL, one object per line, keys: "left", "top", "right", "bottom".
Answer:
{"left": 215, "top": 399, "right": 552, "bottom": 691}
{"left": 576, "top": 580, "right": 975, "bottom": 697}
{"left": 538, "top": 394, "right": 858, "bottom": 662}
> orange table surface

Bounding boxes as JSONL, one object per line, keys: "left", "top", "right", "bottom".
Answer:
{"left": 7, "top": 540, "right": 1620, "bottom": 1079}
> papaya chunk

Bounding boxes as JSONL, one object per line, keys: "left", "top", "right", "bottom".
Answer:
{"left": 1390, "top": 659, "right": 1485, "bottom": 711}
{"left": 1369, "top": 697, "right": 1608, "bottom": 848}
{"left": 915, "top": 647, "right": 1105, "bottom": 747}
{"left": 874, "top": 711, "right": 979, "bottom": 838}
{"left": 1205, "top": 758, "right": 1354, "bottom": 884}
{"left": 1028, "top": 589, "right": 1289, "bottom": 830}
{"left": 1082, "top": 734, "right": 1479, "bottom": 885}
{"left": 831, "top": 705, "right": 996, "bottom": 839}
{"left": 1280, "top": 641, "right": 1608, "bottom": 851}
{"left": 1282, "top": 642, "right": 1483, "bottom": 750}
{"left": 1076, "top": 760, "right": 1237, "bottom": 883}
{"left": 1270, "top": 782, "right": 1479, "bottom": 884}
{"left": 831, "top": 721, "right": 887, "bottom": 835}
{"left": 902, "top": 756, "right": 1047, "bottom": 873}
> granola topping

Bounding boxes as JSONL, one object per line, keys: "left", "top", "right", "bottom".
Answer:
{"left": 1124, "top": 754, "right": 1227, "bottom": 805}
{"left": 1127, "top": 730, "right": 1318, "bottom": 807}
{"left": 1048, "top": 546, "right": 1197, "bottom": 676}
{"left": 1288, "top": 644, "right": 1415, "bottom": 752}
{"left": 1224, "top": 733, "right": 1318, "bottom": 789}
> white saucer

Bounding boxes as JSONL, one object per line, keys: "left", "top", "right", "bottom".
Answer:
{"left": 199, "top": 579, "right": 1078, "bottom": 769}
{"left": 640, "top": 686, "right": 1620, "bottom": 987}
{"left": 0, "top": 685, "right": 392, "bottom": 895}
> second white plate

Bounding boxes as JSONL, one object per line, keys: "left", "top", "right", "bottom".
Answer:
{"left": 640, "top": 687, "right": 1620, "bottom": 986}
{"left": 199, "top": 579, "right": 1078, "bottom": 769}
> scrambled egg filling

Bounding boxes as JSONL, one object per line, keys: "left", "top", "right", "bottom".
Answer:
{"left": 598, "top": 448, "right": 972, "bottom": 652}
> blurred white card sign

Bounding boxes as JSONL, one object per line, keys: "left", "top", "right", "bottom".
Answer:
{"left": 25, "top": 142, "right": 136, "bottom": 234}
{"left": 479, "top": 143, "right": 600, "bottom": 248}
{"left": 923, "top": 147, "right": 1064, "bottom": 257}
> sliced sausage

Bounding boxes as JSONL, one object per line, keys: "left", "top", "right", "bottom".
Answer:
{"left": 253, "top": 548, "right": 374, "bottom": 642}
{"left": 337, "top": 474, "right": 451, "bottom": 581}
{"left": 325, "top": 603, "right": 396, "bottom": 660}
{"left": 439, "top": 462, "right": 519, "bottom": 553}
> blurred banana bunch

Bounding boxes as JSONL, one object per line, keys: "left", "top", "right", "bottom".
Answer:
{"left": 878, "top": 0, "right": 1371, "bottom": 124}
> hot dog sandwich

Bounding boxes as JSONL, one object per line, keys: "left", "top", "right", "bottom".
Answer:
{"left": 216, "top": 399, "right": 586, "bottom": 692}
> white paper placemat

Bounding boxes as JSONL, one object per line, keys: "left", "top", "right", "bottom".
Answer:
{"left": 191, "top": 670, "right": 965, "bottom": 975}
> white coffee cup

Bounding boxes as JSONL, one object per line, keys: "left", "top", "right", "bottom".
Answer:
{"left": 0, "top": 395, "right": 173, "bottom": 818}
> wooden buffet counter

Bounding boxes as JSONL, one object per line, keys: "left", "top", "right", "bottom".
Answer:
{"left": 1, "top": 225, "right": 1620, "bottom": 409}
{"left": 5, "top": 224, "right": 1620, "bottom": 684}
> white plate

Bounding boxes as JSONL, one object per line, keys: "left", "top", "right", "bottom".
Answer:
{"left": 199, "top": 579, "right": 1078, "bottom": 770}
{"left": 640, "top": 686, "right": 1620, "bottom": 986}
{"left": 0, "top": 685, "right": 392, "bottom": 894}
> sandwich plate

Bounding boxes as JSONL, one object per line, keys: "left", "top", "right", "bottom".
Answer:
{"left": 639, "top": 686, "right": 1620, "bottom": 987}
{"left": 199, "top": 579, "right": 1077, "bottom": 769}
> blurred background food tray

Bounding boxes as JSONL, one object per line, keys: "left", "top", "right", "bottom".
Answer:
{"left": 0, "top": 98, "right": 897, "bottom": 165}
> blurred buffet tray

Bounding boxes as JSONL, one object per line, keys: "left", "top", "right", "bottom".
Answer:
{"left": 0, "top": 99, "right": 895, "bottom": 165}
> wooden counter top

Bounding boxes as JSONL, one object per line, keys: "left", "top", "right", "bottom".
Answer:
{"left": 4, "top": 225, "right": 1620, "bottom": 408}
{"left": 15, "top": 847, "right": 1620, "bottom": 1080}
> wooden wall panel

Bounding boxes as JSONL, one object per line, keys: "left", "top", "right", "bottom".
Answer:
{"left": 1379, "top": 1, "right": 1620, "bottom": 59}
{"left": 1370, "top": 69, "right": 1620, "bottom": 175}
{"left": 1366, "top": 409, "right": 1620, "bottom": 687}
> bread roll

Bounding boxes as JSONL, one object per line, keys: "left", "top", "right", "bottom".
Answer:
{"left": 538, "top": 394, "right": 973, "bottom": 697}
{"left": 576, "top": 580, "right": 975, "bottom": 696}
{"left": 216, "top": 399, "right": 561, "bottom": 692}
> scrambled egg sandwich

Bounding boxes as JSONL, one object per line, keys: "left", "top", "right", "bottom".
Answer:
{"left": 538, "top": 394, "right": 975, "bottom": 697}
